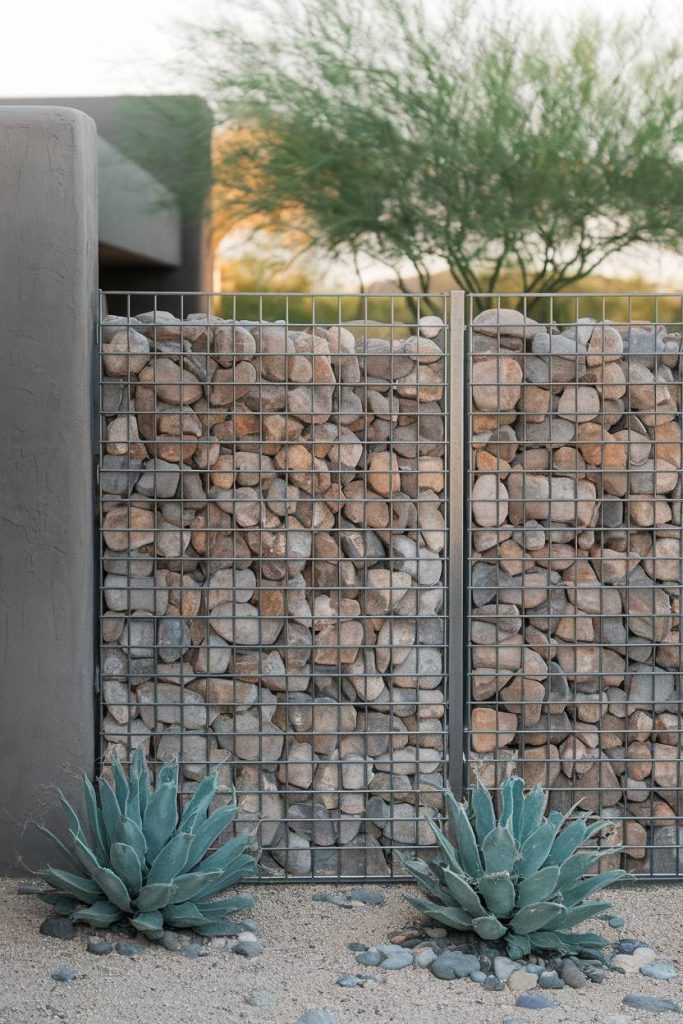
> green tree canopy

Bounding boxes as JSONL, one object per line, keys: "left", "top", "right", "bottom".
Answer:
{"left": 191, "top": 0, "right": 683, "bottom": 304}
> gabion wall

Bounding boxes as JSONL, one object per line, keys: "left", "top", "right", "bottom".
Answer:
{"left": 99, "top": 294, "right": 450, "bottom": 879}
{"left": 467, "top": 298, "right": 682, "bottom": 877}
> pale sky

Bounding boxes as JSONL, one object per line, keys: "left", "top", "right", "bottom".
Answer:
{"left": 0, "top": 0, "right": 677, "bottom": 98}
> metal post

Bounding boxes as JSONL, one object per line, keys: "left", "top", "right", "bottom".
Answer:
{"left": 448, "top": 291, "right": 466, "bottom": 797}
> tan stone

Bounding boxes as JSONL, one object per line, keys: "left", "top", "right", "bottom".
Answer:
{"left": 586, "top": 324, "right": 623, "bottom": 365}
{"left": 106, "top": 415, "right": 147, "bottom": 459}
{"left": 103, "top": 506, "right": 154, "bottom": 551}
{"left": 471, "top": 707, "right": 517, "bottom": 753}
{"left": 367, "top": 451, "right": 401, "bottom": 497}
{"left": 138, "top": 358, "right": 203, "bottom": 404}
{"left": 557, "top": 386, "right": 600, "bottom": 422}
{"left": 626, "top": 741, "right": 652, "bottom": 781}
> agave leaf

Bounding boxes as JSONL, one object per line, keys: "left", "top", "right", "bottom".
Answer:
{"left": 499, "top": 777, "right": 515, "bottom": 828}
{"left": 562, "top": 869, "right": 626, "bottom": 907}
{"left": 405, "top": 895, "right": 473, "bottom": 931}
{"left": 133, "top": 748, "right": 151, "bottom": 819}
{"left": 471, "top": 915, "right": 507, "bottom": 940}
{"left": 110, "top": 750, "right": 130, "bottom": 813}
{"left": 143, "top": 783, "right": 178, "bottom": 863}
{"left": 510, "top": 901, "right": 566, "bottom": 935}
{"left": 557, "top": 848, "right": 622, "bottom": 889}
{"left": 477, "top": 871, "right": 515, "bottom": 918}
{"left": 115, "top": 816, "right": 147, "bottom": 866}
{"left": 135, "top": 882, "right": 177, "bottom": 912}
{"left": 147, "top": 832, "right": 193, "bottom": 886}
{"left": 442, "top": 868, "right": 486, "bottom": 917}
{"left": 110, "top": 842, "right": 143, "bottom": 894}
{"left": 98, "top": 778, "right": 122, "bottom": 850}
{"left": 71, "top": 900, "right": 122, "bottom": 927}
{"left": 131, "top": 910, "right": 164, "bottom": 935}
{"left": 481, "top": 826, "right": 518, "bottom": 875}
{"left": 90, "top": 866, "right": 133, "bottom": 912}
{"left": 506, "top": 933, "right": 531, "bottom": 959}
{"left": 37, "top": 868, "right": 102, "bottom": 903}
{"left": 195, "top": 894, "right": 255, "bottom": 918}
{"left": 426, "top": 819, "right": 466, "bottom": 877}
{"left": 200, "top": 834, "right": 254, "bottom": 874}
{"left": 445, "top": 791, "right": 482, "bottom": 878}
{"left": 156, "top": 761, "right": 179, "bottom": 790}
{"left": 185, "top": 805, "right": 237, "bottom": 872}
{"left": 517, "top": 819, "right": 556, "bottom": 877}
{"left": 527, "top": 929, "right": 570, "bottom": 952}
{"left": 546, "top": 810, "right": 564, "bottom": 831}
{"left": 82, "top": 774, "right": 109, "bottom": 865}
{"left": 70, "top": 830, "right": 105, "bottom": 877}
{"left": 401, "top": 858, "right": 450, "bottom": 902}
{"left": 178, "top": 773, "right": 220, "bottom": 832}
{"left": 162, "top": 900, "right": 208, "bottom": 928}
{"left": 510, "top": 777, "right": 525, "bottom": 836}
{"left": 544, "top": 817, "right": 587, "bottom": 866}
{"left": 531, "top": 930, "right": 607, "bottom": 956}
{"left": 172, "top": 871, "right": 224, "bottom": 904}
{"left": 125, "top": 777, "right": 142, "bottom": 833}
{"left": 34, "top": 825, "right": 83, "bottom": 874}
{"left": 187, "top": 856, "right": 258, "bottom": 900}
{"left": 471, "top": 783, "right": 496, "bottom": 844}
{"left": 517, "top": 865, "right": 560, "bottom": 907}
{"left": 37, "top": 893, "right": 79, "bottom": 915}
{"left": 560, "top": 899, "right": 613, "bottom": 929}
{"left": 516, "top": 785, "right": 545, "bottom": 846}
{"left": 194, "top": 921, "right": 245, "bottom": 936}
{"left": 58, "top": 791, "right": 85, "bottom": 841}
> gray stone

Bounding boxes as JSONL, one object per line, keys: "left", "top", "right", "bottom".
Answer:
{"left": 493, "top": 956, "right": 520, "bottom": 981}
{"left": 356, "top": 949, "right": 383, "bottom": 967}
{"left": 560, "top": 960, "right": 587, "bottom": 988}
{"left": 50, "top": 968, "right": 77, "bottom": 982}
{"left": 296, "top": 1012, "right": 342, "bottom": 1024}
{"left": 641, "top": 963, "right": 678, "bottom": 981}
{"left": 516, "top": 993, "right": 559, "bottom": 1009}
{"left": 381, "top": 950, "right": 414, "bottom": 970}
{"left": 234, "top": 939, "right": 263, "bottom": 958}
{"left": 40, "top": 917, "right": 76, "bottom": 940}
{"left": 622, "top": 994, "right": 682, "bottom": 1014}
{"left": 115, "top": 941, "right": 146, "bottom": 957}
{"left": 86, "top": 940, "right": 114, "bottom": 956}
{"left": 539, "top": 970, "right": 564, "bottom": 989}
{"left": 431, "top": 950, "right": 481, "bottom": 980}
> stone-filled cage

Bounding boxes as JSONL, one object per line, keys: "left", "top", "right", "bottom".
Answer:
{"left": 466, "top": 292, "right": 683, "bottom": 879}
{"left": 98, "top": 291, "right": 457, "bottom": 880}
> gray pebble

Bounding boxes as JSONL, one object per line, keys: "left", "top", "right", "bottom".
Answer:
{"left": 525, "top": 964, "right": 545, "bottom": 976}
{"left": 115, "top": 941, "right": 146, "bottom": 957}
{"left": 609, "top": 916, "right": 626, "bottom": 928}
{"left": 560, "top": 960, "right": 588, "bottom": 989}
{"left": 296, "top": 1013, "right": 341, "bottom": 1024}
{"left": 641, "top": 963, "right": 678, "bottom": 981}
{"left": 516, "top": 993, "right": 558, "bottom": 1009}
{"left": 415, "top": 949, "right": 437, "bottom": 968}
{"left": 182, "top": 942, "right": 202, "bottom": 959}
{"left": 431, "top": 950, "right": 480, "bottom": 980}
{"left": 18, "top": 883, "right": 46, "bottom": 895}
{"left": 348, "top": 942, "right": 367, "bottom": 952}
{"left": 539, "top": 971, "right": 564, "bottom": 990}
{"left": 623, "top": 994, "right": 682, "bottom": 1014}
{"left": 356, "top": 949, "right": 382, "bottom": 967}
{"left": 470, "top": 970, "right": 487, "bottom": 983}
{"left": 159, "top": 931, "right": 183, "bottom": 951}
{"left": 247, "top": 990, "right": 276, "bottom": 1007}
{"left": 493, "top": 955, "right": 519, "bottom": 982}
{"left": 483, "top": 976, "right": 506, "bottom": 991}
{"left": 40, "top": 917, "right": 76, "bottom": 941}
{"left": 381, "top": 951, "right": 413, "bottom": 970}
{"left": 50, "top": 968, "right": 76, "bottom": 982}
{"left": 234, "top": 939, "right": 263, "bottom": 958}
{"left": 345, "top": 887, "right": 385, "bottom": 906}
{"left": 86, "top": 939, "right": 113, "bottom": 956}
{"left": 312, "top": 892, "right": 353, "bottom": 909}
{"left": 337, "top": 975, "right": 362, "bottom": 987}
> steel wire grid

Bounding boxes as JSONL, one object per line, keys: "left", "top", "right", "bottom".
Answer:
{"left": 466, "top": 292, "right": 683, "bottom": 879}
{"left": 97, "top": 290, "right": 457, "bottom": 881}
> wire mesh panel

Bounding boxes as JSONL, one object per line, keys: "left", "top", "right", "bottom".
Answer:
{"left": 98, "top": 291, "right": 454, "bottom": 880}
{"left": 465, "top": 293, "right": 683, "bottom": 878}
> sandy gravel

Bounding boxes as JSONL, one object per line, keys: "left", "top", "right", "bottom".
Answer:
{"left": 0, "top": 878, "right": 681, "bottom": 1024}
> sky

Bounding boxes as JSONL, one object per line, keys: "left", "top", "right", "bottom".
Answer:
{"left": 0, "top": 0, "right": 677, "bottom": 98}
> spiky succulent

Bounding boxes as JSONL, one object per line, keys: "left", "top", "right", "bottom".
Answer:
{"left": 33, "top": 748, "right": 259, "bottom": 940}
{"left": 404, "top": 776, "right": 627, "bottom": 960}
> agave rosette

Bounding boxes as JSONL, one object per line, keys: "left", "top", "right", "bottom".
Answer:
{"left": 33, "top": 748, "right": 258, "bottom": 940}
{"left": 404, "top": 776, "right": 627, "bottom": 959}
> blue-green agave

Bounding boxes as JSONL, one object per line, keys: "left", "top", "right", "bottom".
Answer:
{"left": 32, "top": 748, "right": 258, "bottom": 940}
{"left": 404, "top": 776, "right": 627, "bottom": 960}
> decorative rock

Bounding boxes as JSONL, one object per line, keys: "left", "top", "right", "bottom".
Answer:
{"left": 560, "top": 960, "right": 588, "bottom": 988}
{"left": 430, "top": 950, "right": 481, "bottom": 980}
{"left": 539, "top": 970, "right": 564, "bottom": 989}
{"left": 115, "top": 941, "right": 146, "bottom": 957}
{"left": 50, "top": 968, "right": 77, "bottom": 982}
{"left": 86, "top": 940, "right": 114, "bottom": 956}
{"left": 40, "top": 918, "right": 76, "bottom": 940}
{"left": 515, "top": 993, "right": 559, "bottom": 1010}
{"left": 641, "top": 963, "right": 678, "bottom": 981}
{"left": 622, "top": 994, "right": 682, "bottom": 1014}
{"left": 507, "top": 970, "right": 538, "bottom": 992}
{"left": 234, "top": 939, "right": 263, "bottom": 958}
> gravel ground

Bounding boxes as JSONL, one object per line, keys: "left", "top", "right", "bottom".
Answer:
{"left": 0, "top": 878, "right": 681, "bottom": 1024}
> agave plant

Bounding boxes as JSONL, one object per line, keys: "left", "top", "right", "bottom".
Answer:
{"left": 404, "top": 776, "right": 627, "bottom": 960}
{"left": 32, "top": 748, "right": 259, "bottom": 940}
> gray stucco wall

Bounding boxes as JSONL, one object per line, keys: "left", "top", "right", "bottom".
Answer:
{"left": 0, "top": 106, "right": 98, "bottom": 873}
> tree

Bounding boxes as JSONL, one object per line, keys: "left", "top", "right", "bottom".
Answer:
{"left": 190, "top": 0, "right": 683, "bottom": 309}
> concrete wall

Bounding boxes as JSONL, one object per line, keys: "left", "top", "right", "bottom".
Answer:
{"left": 0, "top": 107, "right": 98, "bottom": 873}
